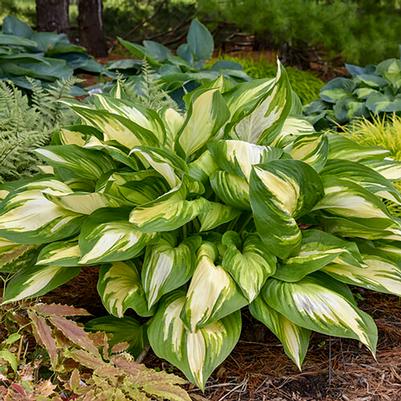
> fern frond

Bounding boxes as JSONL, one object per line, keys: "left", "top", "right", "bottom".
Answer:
{"left": 113, "top": 60, "right": 178, "bottom": 111}
{"left": 0, "top": 80, "right": 76, "bottom": 183}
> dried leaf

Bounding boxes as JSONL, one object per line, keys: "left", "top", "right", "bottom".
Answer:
{"left": 113, "top": 355, "right": 187, "bottom": 385}
{"left": 28, "top": 311, "right": 58, "bottom": 368}
{"left": 34, "top": 380, "right": 56, "bottom": 397}
{"left": 69, "top": 368, "right": 81, "bottom": 393}
{"left": 32, "top": 303, "right": 91, "bottom": 317}
{"left": 94, "top": 365, "right": 121, "bottom": 378}
{"left": 66, "top": 349, "right": 106, "bottom": 370}
{"left": 142, "top": 382, "right": 192, "bottom": 401}
{"left": 111, "top": 342, "right": 129, "bottom": 354}
{"left": 49, "top": 315, "right": 100, "bottom": 357}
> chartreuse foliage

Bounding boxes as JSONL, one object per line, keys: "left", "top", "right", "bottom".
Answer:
{"left": 2, "top": 61, "right": 401, "bottom": 390}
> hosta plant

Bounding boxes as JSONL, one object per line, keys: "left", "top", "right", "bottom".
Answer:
{"left": 2, "top": 62, "right": 401, "bottom": 389}
{"left": 305, "top": 58, "right": 401, "bottom": 128}
{"left": 110, "top": 19, "right": 250, "bottom": 106}
{"left": 219, "top": 55, "right": 324, "bottom": 104}
{"left": 0, "top": 16, "right": 102, "bottom": 90}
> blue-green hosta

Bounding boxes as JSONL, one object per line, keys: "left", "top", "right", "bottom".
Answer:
{"left": 2, "top": 61, "right": 401, "bottom": 389}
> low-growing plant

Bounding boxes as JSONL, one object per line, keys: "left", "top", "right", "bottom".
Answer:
{"left": 109, "top": 19, "right": 250, "bottom": 106}
{"left": 305, "top": 58, "right": 401, "bottom": 127}
{"left": 2, "top": 62, "right": 401, "bottom": 389}
{"left": 0, "top": 301, "right": 190, "bottom": 400}
{"left": 220, "top": 55, "right": 324, "bottom": 104}
{"left": 0, "top": 15, "right": 102, "bottom": 90}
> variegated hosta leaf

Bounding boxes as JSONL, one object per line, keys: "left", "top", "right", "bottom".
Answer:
{"left": 79, "top": 208, "right": 154, "bottom": 265}
{"left": 59, "top": 128, "right": 86, "bottom": 146}
{"left": 0, "top": 237, "right": 36, "bottom": 273}
{"left": 285, "top": 133, "right": 328, "bottom": 172}
{"left": 98, "top": 171, "right": 167, "bottom": 206}
{"left": 182, "top": 242, "right": 247, "bottom": 331}
{"left": 324, "top": 245, "right": 401, "bottom": 297}
{"left": 177, "top": 88, "right": 229, "bottom": 158}
{"left": 327, "top": 134, "right": 390, "bottom": 162}
{"left": 228, "top": 61, "right": 292, "bottom": 145}
{"left": 222, "top": 232, "right": 276, "bottom": 302}
{"left": 188, "top": 150, "right": 218, "bottom": 183}
{"left": 97, "top": 261, "right": 153, "bottom": 318}
{"left": 250, "top": 160, "right": 324, "bottom": 259}
{"left": 2, "top": 264, "right": 80, "bottom": 304}
{"left": 274, "top": 229, "right": 364, "bottom": 282}
{"left": 129, "top": 184, "right": 206, "bottom": 233}
{"left": 130, "top": 146, "right": 187, "bottom": 188}
{"left": 43, "top": 191, "right": 121, "bottom": 215}
{"left": 321, "top": 160, "right": 401, "bottom": 205}
{"left": 36, "top": 240, "right": 80, "bottom": 267}
{"left": 321, "top": 214, "right": 401, "bottom": 241}
{"left": 198, "top": 201, "right": 240, "bottom": 232}
{"left": 142, "top": 236, "right": 201, "bottom": 309}
{"left": 314, "top": 176, "right": 395, "bottom": 222}
{"left": 374, "top": 241, "right": 401, "bottom": 261}
{"left": 208, "top": 140, "right": 283, "bottom": 180}
{"left": 83, "top": 136, "right": 139, "bottom": 171}
{"left": 93, "top": 94, "right": 166, "bottom": 144}
{"left": 264, "top": 276, "right": 378, "bottom": 354}
{"left": 249, "top": 295, "right": 310, "bottom": 369}
{"left": 224, "top": 77, "right": 275, "bottom": 117}
{"left": 162, "top": 108, "right": 185, "bottom": 149}
{"left": 271, "top": 117, "right": 315, "bottom": 148}
{"left": 210, "top": 170, "right": 250, "bottom": 210}
{"left": 35, "top": 145, "right": 116, "bottom": 181}
{"left": 363, "top": 159, "right": 401, "bottom": 181}
{"left": 0, "top": 180, "right": 84, "bottom": 244}
{"left": 148, "top": 292, "right": 242, "bottom": 390}
{"left": 69, "top": 104, "right": 159, "bottom": 149}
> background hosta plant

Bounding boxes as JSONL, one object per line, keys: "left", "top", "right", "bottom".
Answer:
{"left": 2, "top": 61, "right": 401, "bottom": 390}
{"left": 109, "top": 19, "right": 250, "bottom": 107}
{"left": 0, "top": 15, "right": 102, "bottom": 90}
{"left": 305, "top": 57, "right": 401, "bottom": 128}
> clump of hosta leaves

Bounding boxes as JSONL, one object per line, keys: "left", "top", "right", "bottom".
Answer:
{"left": 2, "top": 61, "right": 401, "bottom": 390}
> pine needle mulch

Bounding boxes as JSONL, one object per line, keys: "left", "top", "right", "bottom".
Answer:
{"left": 42, "top": 269, "right": 401, "bottom": 401}
{"left": 147, "top": 290, "right": 401, "bottom": 401}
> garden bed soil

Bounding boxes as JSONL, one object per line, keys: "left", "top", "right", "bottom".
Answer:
{"left": 45, "top": 269, "right": 401, "bottom": 401}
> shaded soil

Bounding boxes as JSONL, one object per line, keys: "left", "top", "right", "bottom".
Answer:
{"left": 44, "top": 270, "right": 401, "bottom": 401}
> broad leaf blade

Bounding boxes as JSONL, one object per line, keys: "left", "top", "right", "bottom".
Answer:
{"left": 2, "top": 264, "right": 80, "bottom": 304}
{"left": 98, "top": 261, "right": 153, "bottom": 318}
{"left": 263, "top": 276, "right": 378, "bottom": 354}
{"left": 148, "top": 292, "right": 242, "bottom": 390}
{"left": 250, "top": 160, "right": 324, "bottom": 259}
{"left": 249, "top": 295, "right": 310, "bottom": 369}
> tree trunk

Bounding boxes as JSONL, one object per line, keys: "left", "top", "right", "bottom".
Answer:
{"left": 36, "top": 0, "right": 69, "bottom": 33}
{"left": 78, "top": 0, "right": 108, "bottom": 57}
